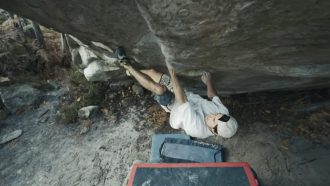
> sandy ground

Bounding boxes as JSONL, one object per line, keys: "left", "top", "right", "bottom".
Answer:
{"left": 0, "top": 85, "right": 155, "bottom": 186}
{"left": 1, "top": 85, "right": 330, "bottom": 186}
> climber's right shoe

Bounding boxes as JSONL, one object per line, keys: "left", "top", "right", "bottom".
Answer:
{"left": 115, "top": 46, "right": 128, "bottom": 61}
{"left": 115, "top": 47, "right": 131, "bottom": 76}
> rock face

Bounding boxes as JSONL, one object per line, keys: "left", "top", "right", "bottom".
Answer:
{"left": 1, "top": 1, "right": 330, "bottom": 93}
{"left": 0, "top": 16, "right": 50, "bottom": 78}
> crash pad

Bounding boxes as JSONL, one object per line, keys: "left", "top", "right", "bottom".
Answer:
{"left": 128, "top": 162, "right": 259, "bottom": 186}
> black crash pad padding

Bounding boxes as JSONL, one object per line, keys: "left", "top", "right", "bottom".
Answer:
{"left": 128, "top": 162, "right": 258, "bottom": 186}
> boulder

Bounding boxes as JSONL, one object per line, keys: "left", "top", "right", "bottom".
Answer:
{"left": 0, "top": 84, "right": 42, "bottom": 114}
{"left": 0, "top": 9, "right": 10, "bottom": 24}
{"left": 83, "top": 60, "right": 118, "bottom": 81}
{"left": 0, "top": 37, "right": 29, "bottom": 77}
{"left": 0, "top": 17, "right": 47, "bottom": 77}
{"left": 1, "top": 1, "right": 330, "bottom": 93}
{"left": 64, "top": 35, "right": 126, "bottom": 82}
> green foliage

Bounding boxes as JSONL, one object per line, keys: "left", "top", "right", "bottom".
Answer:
{"left": 68, "top": 70, "right": 106, "bottom": 106}
{"left": 57, "top": 104, "right": 78, "bottom": 124}
{"left": 57, "top": 69, "right": 107, "bottom": 124}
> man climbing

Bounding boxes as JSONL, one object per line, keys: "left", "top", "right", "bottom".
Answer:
{"left": 116, "top": 47, "right": 238, "bottom": 139}
{"left": 116, "top": 47, "right": 174, "bottom": 112}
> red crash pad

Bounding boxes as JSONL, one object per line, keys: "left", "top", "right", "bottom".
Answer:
{"left": 128, "top": 162, "right": 259, "bottom": 186}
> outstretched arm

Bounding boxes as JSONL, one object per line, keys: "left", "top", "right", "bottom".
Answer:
{"left": 201, "top": 72, "right": 218, "bottom": 99}
{"left": 165, "top": 60, "right": 187, "bottom": 104}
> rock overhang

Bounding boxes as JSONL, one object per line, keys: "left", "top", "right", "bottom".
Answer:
{"left": 1, "top": 0, "right": 330, "bottom": 93}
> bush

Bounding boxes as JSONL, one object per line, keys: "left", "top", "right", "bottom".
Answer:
{"left": 56, "top": 69, "right": 107, "bottom": 124}
{"left": 57, "top": 104, "right": 78, "bottom": 124}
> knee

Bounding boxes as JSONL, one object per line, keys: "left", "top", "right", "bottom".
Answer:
{"left": 148, "top": 69, "right": 158, "bottom": 74}
{"left": 154, "top": 84, "right": 166, "bottom": 95}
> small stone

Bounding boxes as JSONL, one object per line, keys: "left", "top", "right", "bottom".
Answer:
{"left": 78, "top": 106, "right": 99, "bottom": 119}
{"left": 39, "top": 116, "right": 49, "bottom": 123}
{"left": 280, "top": 139, "right": 290, "bottom": 150}
{"left": 47, "top": 80, "right": 59, "bottom": 90}
{"left": 110, "top": 115, "right": 117, "bottom": 122}
{"left": 38, "top": 109, "right": 50, "bottom": 123}
{"left": 132, "top": 84, "right": 144, "bottom": 96}
{"left": 0, "top": 129, "right": 22, "bottom": 144}
{"left": 108, "top": 93, "right": 116, "bottom": 99}
{"left": 0, "top": 76, "right": 10, "bottom": 83}
{"left": 80, "top": 126, "right": 90, "bottom": 135}
{"left": 121, "top": 100, "right": 129, "bottom": 107}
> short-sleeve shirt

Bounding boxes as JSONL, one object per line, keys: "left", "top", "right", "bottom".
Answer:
{"left": 170, "top": 91, "right": 229, "bottom": 138}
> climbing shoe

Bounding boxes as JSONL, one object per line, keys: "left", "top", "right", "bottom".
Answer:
{"left": 115, "top": 47, "right": 131, "bottom": 76}
{"left": 115, "top": 46, "right": 128, "bottom": 61}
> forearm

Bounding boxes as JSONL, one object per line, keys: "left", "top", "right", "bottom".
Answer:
{"left": 166, "top": 61, "right": 187, "bottom": 104}
{"left": 206, "top": 81, "right": 218, "bottom": 99}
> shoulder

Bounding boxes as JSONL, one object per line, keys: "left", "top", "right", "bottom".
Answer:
{"left": 211, "top": 96, "right": 225, "bottom": 106}
{"left": 211, "top": 96, "right": 221, "bottom": 103}
{"left": 211, "top": 96, "right": 229, "bottom": 115}
{"left": 186, "top": 91, "right": 203, "bottom": 100}
{"left": 171, "top": 102, "right": 191, "bottom": 113}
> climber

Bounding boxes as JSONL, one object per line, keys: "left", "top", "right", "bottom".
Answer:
{"left": 116, "top": 47, "right": 174, "bottom": 112}
{"left": 116, "top": 47, "right": 238, "bottom": 139}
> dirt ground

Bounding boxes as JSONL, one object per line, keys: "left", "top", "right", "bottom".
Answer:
{"left": 1, "top": 81, "right": 330, "bottom": 185}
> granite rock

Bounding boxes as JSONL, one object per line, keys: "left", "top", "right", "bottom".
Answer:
{"left": 0, "top": 84, "right": 42, "bottom": 114}
{"left": 1, "top": 1, "right": 330, "bottom": 93}
{"left": 0, "top": 129, "right": 22, "bottom": 144}
{"left": 78, "top": 105, "right": 99, "bottom": 119}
